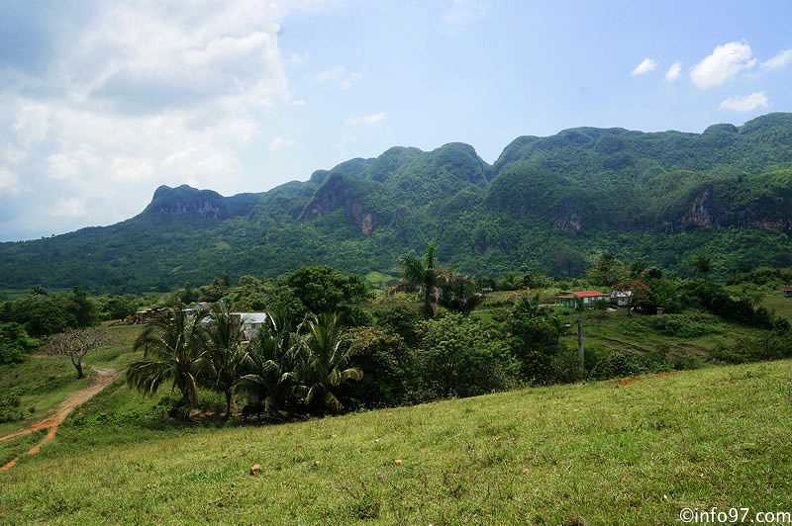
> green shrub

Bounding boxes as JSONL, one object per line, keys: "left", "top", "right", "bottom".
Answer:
{"left": 410, "top": 314, "right": 519, "bottom": 400}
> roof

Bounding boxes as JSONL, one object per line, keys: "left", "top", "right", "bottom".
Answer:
{"left": 573, "top": 290, "right": 607, "bottom": 298}
{"left": 233, "top": 312, "right": 268, "bottom": 324}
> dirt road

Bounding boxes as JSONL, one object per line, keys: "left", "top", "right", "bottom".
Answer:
{"left": 0, "top": 367, "right": 119, "bottom": 471}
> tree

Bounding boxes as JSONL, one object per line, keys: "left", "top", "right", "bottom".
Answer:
{"left": 398, "top": 242, "right": 440, "bottom": 318}
{"left": 67, "top": 288, "right": 99, "bottom": 328}
{"left": 126, "top": 305, "right": 209, "bottom": 415}
{"left": 437, "top": 271, "right": 482, "bottom": 314}
{"left": 343, "top": 326, "right": 410, "bottom": 408}
{"left": 290, "top": 313, "right": 363, "bottom": 414}
{"left": 282, "top": 266, "right": 368, "bottom": 317}
{"left": 414, "top": 313, "right": 519, "bottom": 399}
{"left": 587, "top": 252, "right": 628, "bottom": 287}
{"left": 203, "top": 300, "right": 248, "bottom": 418}
{"left": 46, "top": 327, "right": 109, "bottom": 379}
{"left": 505, "top": 296, "right": 570, "bottom": 384}
{"left": 238, "top": 310, "right": 298, "bottom": 419}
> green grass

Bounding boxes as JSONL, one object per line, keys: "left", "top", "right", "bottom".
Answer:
{"left": 0, "top": 430, "right": 47, "bottom": 466}
{"left": 1, "top": 360, "right": 790, "bottom": 524}
{"left": 763, "top": 292, "right": 792, "bottom": 322}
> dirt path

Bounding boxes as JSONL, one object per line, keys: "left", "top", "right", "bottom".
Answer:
{"left": 0, "top": 367, "right": 119, "bottom": 471}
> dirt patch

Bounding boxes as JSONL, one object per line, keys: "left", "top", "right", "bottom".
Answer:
{"left": 0, "top": 368, "right": 118, "bottom": 471}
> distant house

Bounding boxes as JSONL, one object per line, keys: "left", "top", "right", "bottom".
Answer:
{"left": 784, "top": 286, "right": 792, "bottom": 298}
{"left": 231, "top": 312, "right": 269, "bottom": 341}
{"left": 132, "top": 307, "right": 166, "bottom": 324}
{"left": 555, "top": 293, "right": 578, "bottom": 309}
{"left": 555, "top": 290, "right": 609, "bottom": 309}
{"left": 609, "top": 290, "right": 633, "bottom": 307}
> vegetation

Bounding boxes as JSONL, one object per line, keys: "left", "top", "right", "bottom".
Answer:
{"left": 44, "top": 327, "right": 110, "bottom": 379}
{"left": 127, "top": 306, "right": 210, "bottom": 416}
{"left": 1, "top": 114, "right": 791, "bottom": 292}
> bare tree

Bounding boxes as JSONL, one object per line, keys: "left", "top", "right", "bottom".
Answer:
{"left": 47, "top": 327, "right": 110, "bottom": 379}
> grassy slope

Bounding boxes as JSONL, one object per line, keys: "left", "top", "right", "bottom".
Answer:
{"left": 2, "top": 360, "right": 791, "bottom": 525}
{"left": 763, "top": 292, "right": 792, "bottom": 322}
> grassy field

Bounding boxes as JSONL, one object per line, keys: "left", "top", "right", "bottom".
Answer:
{"left": 1, "top": 359, "right": 790, "bottom": 524}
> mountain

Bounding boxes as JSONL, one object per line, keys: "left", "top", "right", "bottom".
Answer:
{"left": 1, "top": 113, "right": 791, "bottom": 292}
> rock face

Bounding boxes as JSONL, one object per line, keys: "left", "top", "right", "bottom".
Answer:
{"left": 141, "top": 185, "right": 259, "bottom": 220}
{"left": 299, "top": 174, "right": 377, "bottom": 235}
{"left": 683, "top": 187, "right": 714, "bottom": 229}
{"left": 143, "top": 185, "right": 228, "bottom": 219}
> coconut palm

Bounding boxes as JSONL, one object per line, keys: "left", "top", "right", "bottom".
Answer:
{"left": 203, "top": 300, "right": 248, "bottom": 418}
{"left": 290, "top": 312, "right": 362, "bottom": 414}
{"left": 126, "top": 304, "right": 209, "bottom": 414}
{"left": 238, "top": 309, "right": 298, "bottom": 419}
{"left": 399, "top": 241, "right": 440, "bottom": 318}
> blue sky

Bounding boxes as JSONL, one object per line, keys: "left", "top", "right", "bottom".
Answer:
{"left": 1, "top": 0, "right": 791, "bottom": 241}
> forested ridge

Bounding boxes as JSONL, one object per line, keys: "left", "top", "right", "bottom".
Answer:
{"left": 2, "top": 113, "right": 791, "bottom": 292}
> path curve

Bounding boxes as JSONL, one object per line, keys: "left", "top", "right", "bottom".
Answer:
{"left": 0, "top": 367, "right": 119, "bottom": 471}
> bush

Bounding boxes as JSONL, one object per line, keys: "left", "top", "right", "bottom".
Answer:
{"left": 342, "top": 326, "right": 411, "bottom": 408}
{"left": 410, "top": 314, "right": 519, "bottom": 400}
{"left": 0, "top": 323, "right": 38, "bottom": 364}
{"left": 644, "top": 313, "right": 719, "bottom": 338}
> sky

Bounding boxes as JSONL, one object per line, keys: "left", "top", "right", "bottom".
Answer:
{"left": 1, "top": 0, "right": 791, "bottom": 241}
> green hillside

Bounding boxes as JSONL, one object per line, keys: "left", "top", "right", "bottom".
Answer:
{"left": 2, "top": 360, "right": 790, "bottom": 524}
{"left": 1, "top": 113, "right": 791, "bottom": 292}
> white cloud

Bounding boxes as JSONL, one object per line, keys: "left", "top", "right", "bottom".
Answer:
{"left": 47, "top": 152, "right": 93, "bottom": 181}
{"left": 268, "top": 136, "right": 294, "bottom": 152}
{"left": 316, "top": 65, "right": 362, "bottom": 89}
{"left": 761, "top": 49, "right": 792, "bottom": 70}
{"left": 13, "top": 104, "right": 50, "bottom": 146}
{"left": 110, "top": 157, "right": 156, "bottom": 182}
{"left": 292, "top": 99, "right": 307, "bottom": 107}
{"left": 0, "top": 169, "right": 19, "bottom": 196}
{"left": 345, "top": 112, "right": 387, "bottom": 126}
{"left": 50, "top": 198, "right": 87, "bottom": 218}
{"left": 631, "top": 58, "right": 657, "bottom": 76}
{"left": 665, "top": 62, "right": 682, "bottom": 82}
{"left": 690, "top": 41, "right": 756, "bottom": 89}
{"left": 0, "top": 1, "right": 331, "bottom": 238}
{"left": 719, "top": 92, "right": 769, "bottom": 112}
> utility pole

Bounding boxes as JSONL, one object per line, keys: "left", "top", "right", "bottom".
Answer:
{"left": 577, "top": 316, "right": 585, "bottom": 378}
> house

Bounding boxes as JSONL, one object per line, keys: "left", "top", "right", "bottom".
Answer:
{"left": 231, "top": 312, "right": 269, "bottom": 341}
{"left": 555, "top": 290, "right": 609, "bottom": 309}
{"left": 609, "top": 290, "right": 633, "bottom": 307}
{"left": 555, "top": 293, "right": 578, "bottom": 309}
{"left": 132, "top": 307, "right": 166, "bottom": 324}
{"left": 784, "top": 286, "right": 792, "bottom": 298}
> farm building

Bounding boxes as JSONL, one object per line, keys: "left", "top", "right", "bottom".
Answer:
{"left": 555, "top": 290, "right": 609, "bottom": 309}
{"left": 231, "top": 312, "right": 269, "bottom": 341}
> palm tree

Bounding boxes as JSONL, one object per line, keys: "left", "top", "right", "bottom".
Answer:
{"left": 399, "top": 242, "right": 440, "bottom": 318}
{"left": 126, "top": 304, "right": 209, "bottom": 415}
{"left": 204, "top": 300, "right": 248, "bottom": 418}
{"left": 290, "top": 312, "right": 363, "bottom": 414}
{"left": 238, "top": 309, "right": 298, "bottom": 419}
